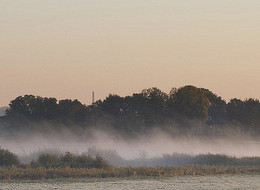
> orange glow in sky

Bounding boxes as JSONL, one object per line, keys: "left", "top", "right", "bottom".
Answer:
{"left": 1, "top": 0, "right": 260, "bottom": 106}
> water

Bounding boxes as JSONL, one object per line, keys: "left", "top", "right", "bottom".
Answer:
{"left": 0, "top": 175, "right": 259, "bottom": 190}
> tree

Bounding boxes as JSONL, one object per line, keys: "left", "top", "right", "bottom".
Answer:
{"left": 200, "top": 88, "right": 226, "bottom": 108}
{"left": 227, "top": 98, "right": 245, "bottom": 123}
{"left": 102, "top": 94, "right": 125, "bottom": 116}
{"left": 200, "top": 88, "right": 227, "bottom": 123}
{"left": 58, "top": 99, "right": 87, "bottom": 123}
{"left": 6, "top": 96, "right": 32, "bottom": 120}
{"left": 227, "top": 98, "right": 260, "bottom": 133}
{"left": 169, "top": 86, "right": 210, "bottom": 120}
{"left": 138, "top": 87, "right": 168, "bottom": 125}
{"left": 6, "top": 95, "right": 58, "bottom": 121}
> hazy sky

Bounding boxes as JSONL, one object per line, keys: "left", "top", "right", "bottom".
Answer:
{"left": 1, "top": 0, "right": 260, "bottom": 106}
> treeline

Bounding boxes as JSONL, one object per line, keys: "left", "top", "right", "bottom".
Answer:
{"left": 1, "top": 85, "right": 260, "bottom": 136}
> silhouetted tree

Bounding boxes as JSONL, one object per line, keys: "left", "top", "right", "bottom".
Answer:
{"left": 3, "top": 85, "right": 260, "bottom": 137}
{"left": 200, "top": 88, "right": 227, "bottom": 123}
{"left": 168, "top": 86, "right": 210, "bottom": 120}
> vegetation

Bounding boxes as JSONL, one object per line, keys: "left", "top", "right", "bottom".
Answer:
{"left": 0, "top": 165, "right": 259, "bottom": 180}
{"left": 1, "top": 85, "right": 260, "bottom": 137}
{"left": 30, "top": 152, "right": 109, "bottom": 169}
{"left": 0, "top": 147, "right": 20, "bottom": 167}
{"left": 0, "top": 148, "right": 259, "bottom": 180}
{"left": 1, "top": 85, "right": 260, "bottom": 180}
{"left": 120, "top": 153, "right": 260, "bottom": 167}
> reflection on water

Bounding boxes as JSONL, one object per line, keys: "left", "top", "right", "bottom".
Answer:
{"left": 1, "top": 175, "right": 260, "bottom": 190}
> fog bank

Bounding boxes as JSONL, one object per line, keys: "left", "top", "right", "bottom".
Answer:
{"left": 1, "top": 127, "right": 260, "bottom": 165}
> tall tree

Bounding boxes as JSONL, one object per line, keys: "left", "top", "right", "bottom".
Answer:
{"left": 169, "top": 86, "right": 210, "bottom": 120}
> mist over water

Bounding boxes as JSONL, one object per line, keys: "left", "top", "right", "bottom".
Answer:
{"left": 1, "top": 124, "right": 260, "bottom": 165}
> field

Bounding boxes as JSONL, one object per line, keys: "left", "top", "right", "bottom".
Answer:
{"left": 1, "top": 175, "right": 260, "bottom": 190}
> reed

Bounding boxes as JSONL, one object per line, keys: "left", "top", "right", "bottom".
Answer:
{"left": 0, "top": 165, "right": 259, "bottom": 181}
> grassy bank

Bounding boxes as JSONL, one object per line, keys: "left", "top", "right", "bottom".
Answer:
{"left": 1, "top": 165, "right": 260, "bottom": 181}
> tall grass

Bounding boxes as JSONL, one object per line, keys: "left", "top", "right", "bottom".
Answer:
{"left": 0, "top": 165, "right": 260, "bottom": 180}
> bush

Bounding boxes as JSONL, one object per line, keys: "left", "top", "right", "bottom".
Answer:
{"left": 0, "top": 147, "right": 20, "bottom": 167}
{"left": 60, "top": 152, "right": 76, "bottom": 167}
{"left": 93, "top": 155, "right": 109, "bottom": 169}
{"left": 74, "top": 154, "right": 94, "bottom": 168}
{"left": 37, "top": 153, "right": 60, "bottom": 168}
{"left": 60, "top": 152, "right": 94, "bottom": 168}
{"left": 36, "top": 152, "right": 110, "bottom": 169}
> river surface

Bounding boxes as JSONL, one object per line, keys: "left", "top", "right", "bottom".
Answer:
{"left": 0, "top": 175, "right": 259, "bottom": 190}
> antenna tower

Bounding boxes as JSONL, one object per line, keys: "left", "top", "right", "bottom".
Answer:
{"left": 92, "top": 91, "right": 95, "bottom": 105}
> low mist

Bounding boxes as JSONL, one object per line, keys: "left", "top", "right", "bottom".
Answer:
{"left": 1, "top": 124, "right": 260, "bottom": 166}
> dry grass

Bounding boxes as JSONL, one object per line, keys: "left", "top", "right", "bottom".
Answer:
{"left": 0, "top": 165, "right": 260, "bottom": 181}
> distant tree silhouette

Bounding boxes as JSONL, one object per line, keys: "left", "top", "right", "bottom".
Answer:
{"left": 2, "top": 85, "right": 260, "bottom": 136}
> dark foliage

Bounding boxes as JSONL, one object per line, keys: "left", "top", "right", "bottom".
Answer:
{"left": 33, "top": 152, "right": 109, "bottom": 169}
{"left": 0, "top": 147, "right": 20, "bottom": 167}
{"left": 1, "top": 85, "right": 260, "bottom": 136}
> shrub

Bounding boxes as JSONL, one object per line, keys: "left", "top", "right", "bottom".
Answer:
{"left": 59, "top": 152, "right": 109, "bottom": 168}
{"left": 93, "top": 155, "right": 110, "bottom": 169}
{"left": 0, "top": 147, "right": 20, "bottom": 167}
{"left": 37, "top": 152, "right": 110, "bottom": 169}
{"left": 37, "top": 153, "right": 60, "bottom": 168}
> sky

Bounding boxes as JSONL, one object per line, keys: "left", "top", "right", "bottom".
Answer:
{"left": 1, "top": 0, "right": 260, "bottom": 107}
